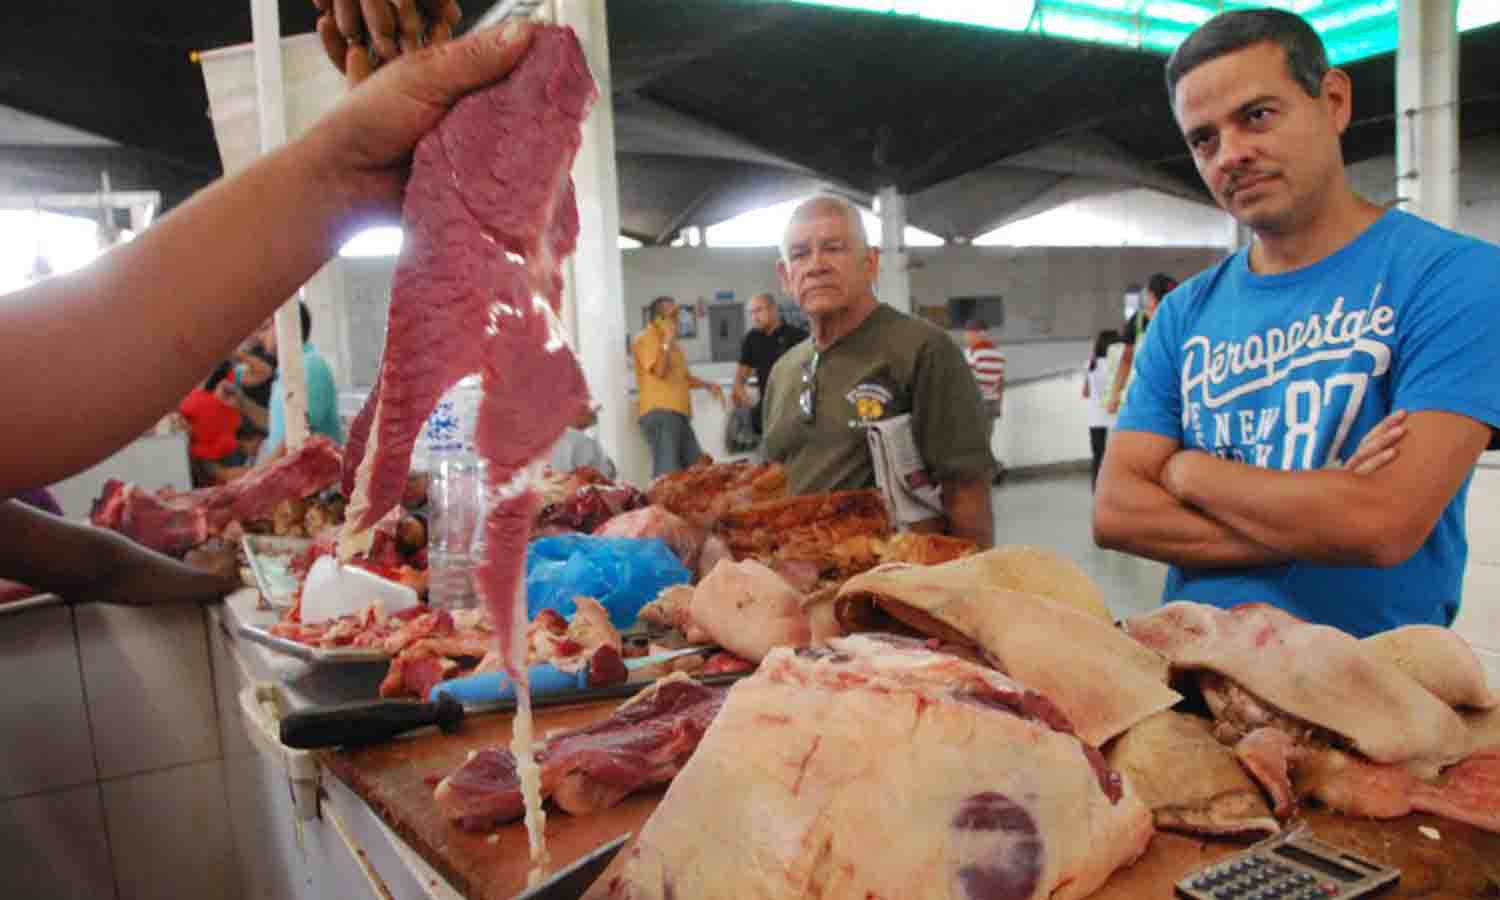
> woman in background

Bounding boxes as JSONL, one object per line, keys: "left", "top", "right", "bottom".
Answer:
{"left": 1083, "top": 329, "right": 1122, "bottom": 491}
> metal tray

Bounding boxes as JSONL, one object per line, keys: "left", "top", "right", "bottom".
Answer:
{"left": 235, "top": 620, "right": 392, "bottom": 664}
{"left": 242, "top": 534, "right": 314, "bottom": 609}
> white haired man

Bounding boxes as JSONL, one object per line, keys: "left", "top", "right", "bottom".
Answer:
{"left": 761, "top": 196, "right": 996, "bottom": 547}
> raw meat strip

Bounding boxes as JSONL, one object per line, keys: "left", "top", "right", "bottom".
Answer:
{"left": 434, "top": 675, "right": 728, "bottom": 830}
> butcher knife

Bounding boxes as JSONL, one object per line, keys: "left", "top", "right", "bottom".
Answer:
{"left": 515, "top": 833, "right": 629, "bottom": 900}
{"left": 278, "top": 647, "right": 721, "bottom": 749}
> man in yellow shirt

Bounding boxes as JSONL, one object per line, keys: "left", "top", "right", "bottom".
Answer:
{"left": 633, "top": 296, "right": 725, "bottom": 478}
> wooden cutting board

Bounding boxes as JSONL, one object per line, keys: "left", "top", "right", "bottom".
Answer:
{"left": 324, "top": 705, "right": 1500, "bottom": 900}
{"left": 320, "top": 701, "right": 647, "bottom": 900}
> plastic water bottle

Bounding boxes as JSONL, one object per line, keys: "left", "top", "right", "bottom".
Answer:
{"left": 425, "top": 376, "right": 486, "bottom": 610}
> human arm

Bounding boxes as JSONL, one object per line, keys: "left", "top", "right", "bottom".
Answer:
{"left": 1159, "top": 410, "right": 1490, "bottom": 567}
{"left": 0, "top": 21, "right": 536, "bottom": 498}
{"left": 1093, "top": 430, "right": 1293, "bottom": 567}
{"left": 941, "top": 478, "right": 994, "bottom": 548}
{"left": 689, "top": 375, "right": 726, "bottom": 405}
{"left": 1105, "top": 343, "right": 1134, "bottom": 414}
{"left": 232, "top": 384, "right": 271, "bottom": 432}
{"left": 731, "top": 364, "right": 755, "bottom": 407}
{"left": 636, "top": 328, "right": 674, "bottom": 379}
{"left": 1097, "top": 405, "right": 1412, "bottom": 568}
{"left": 0, "top": 501, "right": 240, "bottom": 606}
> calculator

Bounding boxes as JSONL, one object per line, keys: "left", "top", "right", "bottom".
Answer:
{"left": 1175, "top": 829, "right": 1400, "bottom": 900}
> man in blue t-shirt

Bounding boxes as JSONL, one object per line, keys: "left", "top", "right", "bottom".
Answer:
{"left": 1095, "top": 9, "right": 1500, "bottom": 637}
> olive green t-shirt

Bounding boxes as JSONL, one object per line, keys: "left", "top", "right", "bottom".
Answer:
{"left": 762, "top": 304, "right": 995, "bottom": 495}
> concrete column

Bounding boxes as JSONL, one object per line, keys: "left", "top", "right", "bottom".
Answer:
{"left": 554, "top": 0, "right": 635, "bottom": 482}
{"left": 251, "top": 0, "right": 308, "bottom": 448}
{"left": 875, "top": 186, "right": 912, "bottom": 315}
{"left": 1396, "top": 0, "right": 1460, "bottom": 230}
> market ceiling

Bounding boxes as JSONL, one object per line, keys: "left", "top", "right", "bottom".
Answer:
{"left": 2, "top": 1, "right": 1499, "bottom": 243}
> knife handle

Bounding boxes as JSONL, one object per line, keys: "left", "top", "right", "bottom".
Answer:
{"left": 279, "top": 694, "right": 463, "bottom": 749}
{"left": 431, "top": 664, "right": 590, "bottom": 706}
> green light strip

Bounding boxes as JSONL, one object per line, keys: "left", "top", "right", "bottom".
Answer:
{"left": 772, "top": 0, "right": 1500, "bottom": 64}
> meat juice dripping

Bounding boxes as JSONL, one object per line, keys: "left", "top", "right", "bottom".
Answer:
{"left": 490, "top": 460, "right": 549, "bottom": 883}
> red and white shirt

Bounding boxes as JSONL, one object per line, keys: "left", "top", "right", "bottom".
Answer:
{"left": 965, "top": 339, "right": 1006, "bottom": 403}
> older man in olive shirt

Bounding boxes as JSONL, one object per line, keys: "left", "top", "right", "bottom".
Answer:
{"left": 762, "top": 196, "right": 995, "bottom": 547}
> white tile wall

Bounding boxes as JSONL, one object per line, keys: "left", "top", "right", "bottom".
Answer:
{"left": 221, "top": 751, "right": 312, "bottom": 900}
{"left": 101, "top": 760, "right": 240, "bottom": 900}
{"left": 0, "top": 783, "right": 116, "bottom": 900}
{"left": 76, "top": 604, "right": 220, "bottom": 780}
{"left": 0, "top": 605, "right": 97, "bottom": 799}
{"left": 1465, "top": 466, "right": 1500, "bottom": 567}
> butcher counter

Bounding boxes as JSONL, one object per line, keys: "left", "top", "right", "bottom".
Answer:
{"left": 207, "top": 588, "right": 1500, "bottom": 900}
{"left": 210, "top": 587, "right": 471, "bottom": 899}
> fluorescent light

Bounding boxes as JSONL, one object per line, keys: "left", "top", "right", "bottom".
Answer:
{"left": 768, "top": 0, "right": 1500, "bottom": 65}
{"left": 1459, "top": 0, "right": 1500, "bottom": 31}
{"left": 776, "top": 1, "right": 1037, "bottom": 31}
{"left": 339, "top": 226, "right": 404, "bottom": 258}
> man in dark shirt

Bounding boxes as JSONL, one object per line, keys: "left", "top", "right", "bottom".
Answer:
{"left": 731, "top": 292, "right": 808, "bottom": 434}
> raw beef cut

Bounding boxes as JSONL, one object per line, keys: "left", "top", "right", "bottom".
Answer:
{"left": 588, "top": 635, "right": 1152, "bottom": 900}
{"left": 1126, "top": 602, "right": 1472, "bottom": 774}
{"left": 340, "top": 25, "right": 597, "bottom": 551}
{"left": 836, "top": 552, "right": 1179, "bottom": 746}
{"left": 645, "top": 459, "right": 787, "bottom": 528}
{"left": 713, "top": 488, "right": 889, "bottom": 570}
{"left": 1363, "top": 624, "right": 1496, "bottom": 710}
{"left": 1294, "top": 746, "right": 1500, "bottom": 832}
{"left": 433, "top": 674, "right": 727, "bottom": 830}
{"left": 1106, "top": 711, "right": 1280, "bottom": 838}
{"left": 593, "top": 506, "right": 709, "bottom": 576}
{"left": 90, "top": 435, "right": 342, "bottom": 555}
{"left": 688, "top": 558, "right": 814, "bottom": 662}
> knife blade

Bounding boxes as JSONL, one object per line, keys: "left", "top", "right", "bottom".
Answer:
{"left": 514, "top": 833, "right": 629, "bottom": 900}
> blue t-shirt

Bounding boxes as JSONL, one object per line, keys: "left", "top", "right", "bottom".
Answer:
{"left": 263, "top": 343, "right": 343, "bottom": 459}
{"left": 1117, "top": 210, "right": 1500, "bottom": 637}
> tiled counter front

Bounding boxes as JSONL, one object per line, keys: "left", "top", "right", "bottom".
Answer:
{"left": 0, "top": 601, "right": 238, "bottom": 900}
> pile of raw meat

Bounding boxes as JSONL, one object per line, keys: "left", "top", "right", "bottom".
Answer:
{"left": 422, "top": 543, "right": 1500, "bottom": 900}
{"left": 90, "top": 435, "right": 345, "bottom": 557}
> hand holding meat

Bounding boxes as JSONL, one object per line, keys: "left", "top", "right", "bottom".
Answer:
{"left": 314, "top": 0, "right": 463, "bottom": 85}
{"left": 302, "top": 19, "right": 536, "bottom": 226}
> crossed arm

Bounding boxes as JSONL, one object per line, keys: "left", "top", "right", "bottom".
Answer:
{"left": 1094, "top": 410, "right": 1490, "bottom": 569}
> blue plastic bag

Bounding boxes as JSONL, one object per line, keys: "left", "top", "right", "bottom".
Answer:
{"left": 525, "top": 534, "right": 691, "bottom": 628}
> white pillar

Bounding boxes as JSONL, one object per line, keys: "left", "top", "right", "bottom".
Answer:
{"left": 251, "top": 0, "right": 308, "bottom": 448}
{"left": 876, "top": 186, "right": 912, "bottom": 315}
{"left": 1396, "top": 0, "right": 1460, "bottom": 230}
{"left": 555, "top": 0, "right": 635, "bottom": 483}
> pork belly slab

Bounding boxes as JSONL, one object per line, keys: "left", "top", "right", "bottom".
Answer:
{"left": 1107, "top": 711, "right": 1280, "bottom": 838}
{"left": 837, "top": 550, "right": 1178, "bottom": 746}
{"left": 588, "top": 635, "right": 1152, "bottom": 900}
{"left": 1126, "top": 602, "right": 1473, "bottom": 774}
